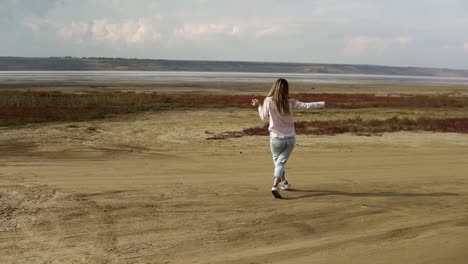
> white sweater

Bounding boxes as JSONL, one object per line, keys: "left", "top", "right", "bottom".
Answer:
{"left": 258, "top": 97, "right": 325, "bottom": 138}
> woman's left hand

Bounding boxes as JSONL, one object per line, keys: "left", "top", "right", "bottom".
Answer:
{"left": 251, "top": 99, "right": 259, "bottom": 107}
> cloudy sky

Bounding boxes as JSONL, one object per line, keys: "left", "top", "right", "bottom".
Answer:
{"left": 1, "top": 0, "right": 468, "bottom": 69}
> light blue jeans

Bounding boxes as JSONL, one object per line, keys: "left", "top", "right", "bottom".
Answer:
{"left": 270, "top": 136, "right": 296, "bottom": 179}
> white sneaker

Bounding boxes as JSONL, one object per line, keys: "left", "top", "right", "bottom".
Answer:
{"left": 271, "top": 186, "right": 282, "bottom": 199}
{"left": 280, "top": 181, "right": 291, "bottom": 190}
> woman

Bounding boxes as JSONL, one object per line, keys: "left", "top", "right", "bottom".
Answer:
{"left": 251, "top": 78, "right": 326, "bottom": 198}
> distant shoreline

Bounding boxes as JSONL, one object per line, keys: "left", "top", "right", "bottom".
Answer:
{"left": 1, "top": 56, "right": 468, "bottom": 78}
{"left": 2, "top": 71, "right": 468, "bottom": 86}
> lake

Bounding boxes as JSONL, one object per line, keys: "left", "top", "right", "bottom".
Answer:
{"left": 1, "top": 71, "right": 468, "bottom": 85}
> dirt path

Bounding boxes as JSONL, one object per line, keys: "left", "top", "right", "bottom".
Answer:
{"left": 1, "top": 109, "right": 468, "bottom": 263}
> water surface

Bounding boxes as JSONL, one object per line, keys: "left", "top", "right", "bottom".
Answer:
{"left": 1, "top": 71, "right": 468, "bottom": 85}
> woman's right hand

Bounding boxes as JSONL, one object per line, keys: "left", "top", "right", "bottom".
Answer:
{"left": 251, "top": 99, "right": 259, "bottom": 107}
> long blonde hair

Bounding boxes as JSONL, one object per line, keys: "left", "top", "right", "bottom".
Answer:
{"left": 265, "top": 78, "right": 290, "bottom": 115}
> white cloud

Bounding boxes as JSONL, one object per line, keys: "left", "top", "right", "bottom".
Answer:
{"left": 22, "top": 17, "right": 50, "bottom": 31}
{"left": 464, "top": 43, "right": 468, "bottom": 52}
{"left": 91, "top": 18, "right": 161, "bottom": 44}
{"left": 344, "top": 36, "right": 387, "bottom": 55}
{"left": 171, "top": 23, "right": 241, "bottom": 41}
{"left": 395, "top": 36, "right": 413, "bottom": 45}
{"left": 56, "top": 17, "right": 162, "bottom": 45}
{"left": 344, "top": 35, "right": 413, "bottom": 56}
{"left": 57, "top": 21, "right": 89, "bottom": 43}
{"left": 255, "top": 27, "right": 279, "bottom": 38}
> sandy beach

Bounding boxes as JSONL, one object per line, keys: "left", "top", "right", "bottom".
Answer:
{"left": 1, "top": 84, "right": 468, "bottom": 264}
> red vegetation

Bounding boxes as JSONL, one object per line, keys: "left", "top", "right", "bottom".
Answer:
{"left": 0, "top": 106, "right": 122, "bottom": 125}
{"left": 292, "top": 93, "right": 468, "bottom": 108}
{"left": 242, "top": 117, "right": 468, "bottom": 136}
{"left": 1, "top": 91, "right": 467, "bottom": 126}
{"left": 159, "top": 93, "right": 468, "bottom": 109}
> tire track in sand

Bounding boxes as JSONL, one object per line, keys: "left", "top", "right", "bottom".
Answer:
{"left": 204, "top": 218, "right": 467, "bottom": 264}
{"left": 52, "top": 193, "right": 120, "bottom": 264}
{"left": 4, "top": 185, "right": 120, "bottom": 264}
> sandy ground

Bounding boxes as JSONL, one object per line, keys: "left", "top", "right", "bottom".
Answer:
{"left": 1, "top": 108, "right": 468, "bottom": 264}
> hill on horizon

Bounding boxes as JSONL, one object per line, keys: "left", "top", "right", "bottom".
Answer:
{"left": 1, "top": 56, "right": 468, "bottom": 78}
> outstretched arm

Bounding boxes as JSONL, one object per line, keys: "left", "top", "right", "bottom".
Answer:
{"left": 292, "top": 100, "right": 326, "bottom": 110}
